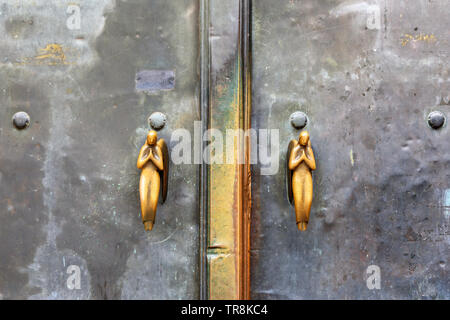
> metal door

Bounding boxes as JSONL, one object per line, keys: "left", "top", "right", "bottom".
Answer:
{"left": 0, "top": 0, "right": 201, "bottom": 299}
{"left": 250, "top": 0, "right": 449, "bottom": 299}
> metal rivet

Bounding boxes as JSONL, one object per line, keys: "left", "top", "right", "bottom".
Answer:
{"left": 12, "top": 111, "right": 30, "bottom": 130}
{"left": 148, "top": 112, "right": 167, "bottom": 130}
{"left": 290, "top": 111, "right": 308, "bottom": 129}
{"left": 427, "top": 111, "right": 445, "bottom": 129}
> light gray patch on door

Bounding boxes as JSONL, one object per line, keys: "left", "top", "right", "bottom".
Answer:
{"left": 135, "top": 70, "right": 175, "bottom": 93}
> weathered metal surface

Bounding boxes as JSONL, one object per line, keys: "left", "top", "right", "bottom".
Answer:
{"left": 208, "top": 0, "right": 241, "bottom": 300}
{"left": 251, "top": 0, "right": 449, "bottom": 299}
{"left": 207, "top": 0, "right": 251, "bottom": 300}
{"left": 289, "top": 111, "right": 308, "bottom": 130}
{"left": 241, "top": 0, "right": 253, "bottom": 300}
{"left": 0, "top": 0, "right": 200, "bottom": 299}
{"left": 199, "top": 0, "right": 210, "bottom": 300}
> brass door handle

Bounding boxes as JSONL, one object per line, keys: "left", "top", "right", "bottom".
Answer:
{"left": 137, "top": 130, "right": 169, "bottom": 231}
{"left": 286, "top": 131, "right": 316, "bottom": 231}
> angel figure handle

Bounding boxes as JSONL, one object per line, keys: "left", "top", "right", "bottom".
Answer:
{"left": 137, "top": 130, "right": 169, "bottom": 231}
{"left": 286, "top": 131, "right": 316, "bottom": 231}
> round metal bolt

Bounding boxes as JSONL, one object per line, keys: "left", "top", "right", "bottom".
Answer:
{"left": 148, "top": 112, "right": 167, "bottom": 131}
{"left": 290, "top": 111, "right": 308, "bottom": 129}
{"left": 12, "top": 111, "right": 30, "bottom": 130}
{"left": 427, "top": 111, "right": 445, "bottom": 129}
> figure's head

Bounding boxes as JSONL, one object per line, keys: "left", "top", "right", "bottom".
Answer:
{"left": 147, "top": 130, "right": 157, "bottom": 146}
{"left": 299, "top": 131, "right": 309, "bottom": 146}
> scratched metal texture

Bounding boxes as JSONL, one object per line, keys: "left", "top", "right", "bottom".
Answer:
{"left": 250, "top": 0, "right": 449, "bottom": 299}
{"left": 0, "top": 0, "right": 200, "bottom": 299}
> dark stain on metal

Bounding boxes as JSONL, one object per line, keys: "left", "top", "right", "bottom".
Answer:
{"left": 12, "top": 111, "right": 30, "bottom": 130}
{"left": 135, "top": 70, "right": 175, "bottom": 93}
{"left": 427, "top": 111, "right": 445, "bottom": 129}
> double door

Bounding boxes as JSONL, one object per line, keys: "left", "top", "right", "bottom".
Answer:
{"left": 0, "top": 0, "right": 448, "bottom": 300}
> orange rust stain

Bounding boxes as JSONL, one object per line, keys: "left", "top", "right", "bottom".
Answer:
{"left": 16, "top": 43, "right": 79, "bottom": 66}
{"left": 401, "top": 33, "right": 437, "bottom": 47}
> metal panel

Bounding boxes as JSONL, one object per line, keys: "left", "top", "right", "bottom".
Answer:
{"left": 0, "top": 0, "right": 200, "bottom": 299}
{"left": 207, "top": 0, "right": 252, "bottom": 300}
{"left": 251, "top": 0, "right": 449, "bottom": 299}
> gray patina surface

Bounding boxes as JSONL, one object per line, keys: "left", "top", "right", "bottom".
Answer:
{"left": 251, "top": 0, "right": 449, "bottom": 299}
{"left": 0, "top": 0, "right": 200, "bottom": 299}
{"left": 0, "top": 0, "right": 449, "bottom": 301}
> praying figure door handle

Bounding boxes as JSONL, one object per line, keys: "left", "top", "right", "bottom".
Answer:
{"left": 137, "top": 130, "right": 169, "bottom": 231}
{"left": 287, "top": 131, "right": 316, "bottom": 231}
